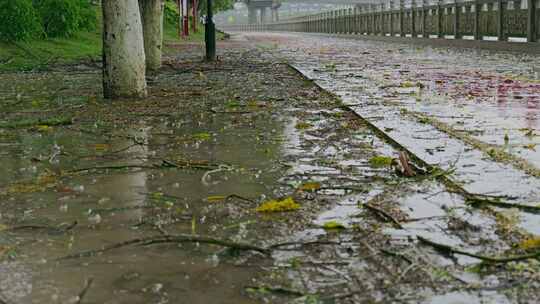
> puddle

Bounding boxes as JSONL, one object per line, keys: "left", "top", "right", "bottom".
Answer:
{"left": 248, "top": 32, "right": 540, "bottom": 236}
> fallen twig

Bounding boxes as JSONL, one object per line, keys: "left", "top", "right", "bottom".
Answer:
{"left": 201, "top": 164, "right": 234, "bottom": 186}
{"left": 363, "top": 204, "right": 403, "bottom": 229}
{"left": 57, "top": 234, "right": 271, "bottom": 260}
{"left": 418, "top": 236, "right": 540, "bottom": 264}
{"left": 3, "top": 221, "right": 77, "bottom": 235}
{"left": 268, "top": 240, "right": 342, "bottom": 250}
{"left": 397, "top": 151, "right": 416, "bottom": 177}
{"left": 466, "top": 196, "right": 540, "bottom": 214}
{"left": 245, "top": 285, "right": 304, "bottom": 297}
{"left": 225, "top": 194, "right": 256, "bottom": 204}
{"left": 379, "top": 248, "right": 413, "bottom": 264}
{"left": 70, "top": 164, "right": 157, "bottom": 173}
{"left": 75, "top": 278, "right": 94, "bottom": 304}
{"left": 70, "top": 159, "right": 220, "bottom": 173}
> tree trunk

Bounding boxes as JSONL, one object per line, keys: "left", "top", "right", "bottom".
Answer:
{"left": 139, "top": 0, "right": 165, "bottom": 71}
{"left": 102, "top": 0, "right": 147, "bottom": 99}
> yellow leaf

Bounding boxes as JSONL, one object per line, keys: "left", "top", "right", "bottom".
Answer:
{"left": 295, "top": 122, "right": 313, "bottom": 130}
{"left": 298, "top": 182, "right": 321, "bottom": 192}
{"left": 37, "top": 173, "right": 57, "bottom": 185}
{"left": 151, "top": 192, "right": 163, "bottom": 199}
{"left": 518, "top": 237, "right": 540, "bottom": 250}
{"left": 0, "top": 224, "right": 8, "bottom": 232}
{"left": 193, "top": 133, "right": 211, "bottom": 141}
{"left": 7, "top": 183, "right": 43, "bottom": 194}
{"left": 523, "top": 144, "right": 536, "bottom": 151}
{"left": 400, "top": 81, "right": 415, "bottom": 88}
{"left": 256, "top": 197, "right": 300, "bottom": 213}
{"left": 322, "top": 221, "right": 346, "bottom": 230}
{"left": 206, "top": 195, "right": 227, "bottom": 202}
{"left": 36, "top": 125, "right": 53, "bottom": 132}
{"left": 369, "top": 156, "right": 393, "bottom": 168}
{"left": 93, "top": 144, "right": 110, "bottom": 151}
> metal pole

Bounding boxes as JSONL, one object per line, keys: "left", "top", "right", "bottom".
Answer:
{"left": 205, "top": 0, "right": 216, "bottom": 61}
{"left": 527, "top": 0, "right": 536, "bottom": 42}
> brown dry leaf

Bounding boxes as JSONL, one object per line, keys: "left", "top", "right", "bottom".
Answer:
{"left": 298, "top": 182, "right": 321, "bottom": 192}
{"left": 398, "top": 151, "right": 416, "bottom": 177}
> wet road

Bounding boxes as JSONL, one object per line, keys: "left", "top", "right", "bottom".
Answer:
{"left": 242, "top": 32, "right": 540, "bottom": 235}
{"left": 2, "top": 34, "right": 540, "bottom": 304}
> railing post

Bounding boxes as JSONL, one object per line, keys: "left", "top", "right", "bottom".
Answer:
{"left": 353, "top": 7, "right": 358, "bottom": 34}
{"left": 528, "top": 0, "right": 537, "bottom": 42}
{"left": 437, "top": 0, "right": 443, "bottom": 38}
{"left": 334, "top": 10, "right": 338, "bottom": 34}
{"left": 372, "top": 4, "right": 377, "bottom": 34}
{"left": 347, "top": 8, "right": 351, "bottom": 34}
{"left": 422, "top": 0, "right": 428, "bottom": 37}
{"left": 367, "top": 6, "right": 372, "bottom": 34}
{"left": 454, "top": 0, "right": 461, "bottom": 39}
{"left": 474, "top": 0, "right": 481, "bottom": 39}
{"left": 340, "top": 9, "right": 343, "bottom": 34}
{"left": 323, "top": 12, "right": 326, "bottom": 33}
{"left": 363, "top": 5, "right": 368, "bottom": 34}
{"left": 330, "top": 11, "right": 333, "bottom": 33}
{"left": 399, "top": 0, "right": 405, "bottom": 37}
{"left": 349, "top": 8, "right": 353, "bottom": 34}
{"left": 327, "top": 11, "right": 331, "bottom": 33}
{"left": 390, "top": 0, "right": 395, "bottom": 36}
{"left": 358, "top": 6, "right": 362, "bottom": 34}
{"left": 339, "top": 9, "right": 342, "bottom": 34}
{"left": 412, "top": 0, "right": 417, "bottom": 37}
{"left": 380, "top": 3, "right": 385, "bottom": 35}
{"left": 497, "top": 0, "right": 504, "bottom": 41}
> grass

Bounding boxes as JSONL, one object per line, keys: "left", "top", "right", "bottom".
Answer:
{"left": 0, "top": 29, "right": 102, "bottom": 71}
{"left": 0, "top": 15, "right": 218, "bottom": 72}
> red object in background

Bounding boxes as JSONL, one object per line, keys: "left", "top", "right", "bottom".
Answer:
{"left": 192, "top": 0, "right": 198, "bottom": 32}
{"left": 178, "top": 0, "right": 189, "bottom": 38}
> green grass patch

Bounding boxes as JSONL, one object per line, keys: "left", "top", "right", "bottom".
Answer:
{"left": 0, "top": 116, "right": 72, "bottom": 129}
{"left": 0, "top": 8, "right": 218, "bottom": 72}
{"left": 164, "top": 21, "right": 225, "bottom": 44}
{"left": 0, "top": 29, "right": 101, "bottom": 71}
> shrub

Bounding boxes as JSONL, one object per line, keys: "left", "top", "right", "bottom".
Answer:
{"left": 75, "top": 0, "right": 97, "bottom": 31}
{"left": 164, "top": 0, "right": 179, "bottom": 26}
{"left": 36, "top": 0, "right": 82, "bottom": 37}
{"left": 0, "top": 0, "right": 42, "bottom": 41}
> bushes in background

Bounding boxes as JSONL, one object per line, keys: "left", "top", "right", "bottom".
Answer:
{"left": 0, "top": 0, "right": 42, "bottom": 41}
{"left": 164, "top": 0, "right": 180, "bottom": 27}
{"left": 0, "top": 0, "right": 97, "bottom": 42}
{"left": 36, "top": 0, "right": 97, "bottom": 37}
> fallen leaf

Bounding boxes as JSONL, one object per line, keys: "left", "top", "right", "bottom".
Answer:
{"left": 298, "top": 182, "right": 321, "bottom": 192}
{"left": 322, "top": 221, "right": 346, "bottom": 230}
{"left": 368, "top": 156, "right": 393, "bottom": 168}
{"left": 518, "top": 237, "right": 540, "bottom": 250}
{"left": 295, "top": 122, "right": 313, "bottom": 130}
{"left": 256, "top": 197, "right": 300, "bottom": 213}
{"left": 206, "top": 195, "right": 227, "bottom": 202}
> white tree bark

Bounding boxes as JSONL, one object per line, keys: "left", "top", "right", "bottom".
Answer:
{"left": 102, "top": 0, "right": 147, "bottom": 99}
{"left": 139, "top": 0, "right": 164, "bottom": 71}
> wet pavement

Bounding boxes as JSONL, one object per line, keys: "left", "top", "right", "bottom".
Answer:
{"left": 0, "top": 34, "right": 539, "bottom": 303}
